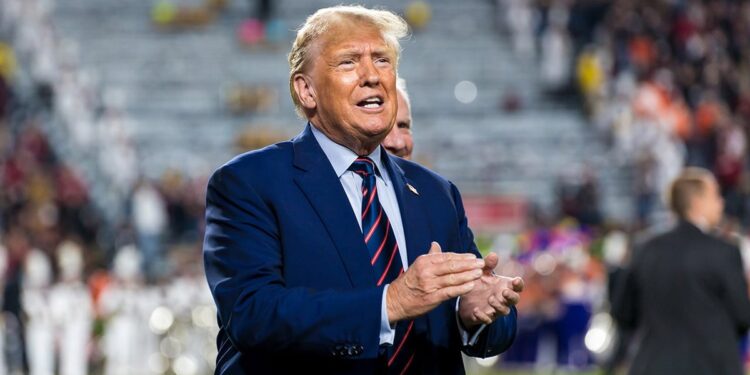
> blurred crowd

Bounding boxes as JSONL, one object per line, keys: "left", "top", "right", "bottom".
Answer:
{"left": 513, "top": 0, "right": 750, "bottom": 229}
{"left": 588, "top": 0, "right": 750, "bottom": 231}
{"left": 0, "top": 43, "right": 217, "bottom": 375}
{"left": 492, "top": 0, "right": 750, "bottom": 372}
{"left": 476, "top": 219, "right": 607, "bottom": 370}
{"left": 0, "top": 0, "right": 220, "bottom": 374}
{"left": 501, "top": 0, "right": 750, "bottom": 228}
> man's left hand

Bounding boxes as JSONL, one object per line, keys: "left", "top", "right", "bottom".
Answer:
{"left": 458, "top": 252, "right": 524, "bottom": 330}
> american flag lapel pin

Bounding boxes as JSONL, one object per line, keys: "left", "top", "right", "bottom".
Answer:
{"left": 406, "top": 183, "right": 419, "bottom": 195}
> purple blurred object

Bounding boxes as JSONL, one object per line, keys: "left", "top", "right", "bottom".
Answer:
{"left": 238, "top": 18, "right": 265, "bottom": 45}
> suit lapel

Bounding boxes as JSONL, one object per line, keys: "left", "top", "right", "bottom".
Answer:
{"left": 380, "top": 152, "right": 432, "bottom": 267}
{"left": 381, "top": 153, "right": 434, "bottom": 337}
{"left": 292, "top": 125, "right": 375, "bottom": 288}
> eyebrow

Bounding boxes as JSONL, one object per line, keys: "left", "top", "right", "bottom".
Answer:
{"left": 332, "top": 47, "right": 392, "bottom": 59}
{"left": 333, "top": 50, "right": 361, "bottom": 59}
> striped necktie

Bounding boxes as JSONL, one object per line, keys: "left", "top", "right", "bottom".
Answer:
{"left": 348, "top": 157, "right": 417, "bottom": 374}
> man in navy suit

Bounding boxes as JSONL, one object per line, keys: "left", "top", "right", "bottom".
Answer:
{"left": 203, "top": 5, "right": 523, "bottom": 374}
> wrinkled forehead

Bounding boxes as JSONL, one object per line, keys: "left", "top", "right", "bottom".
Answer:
{"left": 309, "top": 18, "right": 397, "bottom": 63}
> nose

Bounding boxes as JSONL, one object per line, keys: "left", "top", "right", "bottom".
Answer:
{"left": 358, "top": 58, "right": 380, "bottom": 87}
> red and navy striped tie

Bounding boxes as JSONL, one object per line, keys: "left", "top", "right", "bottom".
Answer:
{"left": 349, "top": 157, "right": 417, "bottom": 374}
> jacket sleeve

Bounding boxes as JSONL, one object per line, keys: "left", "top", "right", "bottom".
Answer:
{"left": 719, "top": 244, "right": 750, "bottom": 334}
{"left": 203, "top": 165, "right": 383, "bottom": 359}
{"left": 611, "top": 252, "right": 640, "bottom": 330}
{"left": 448, "top": 183, "right": 517, "bottom": 357}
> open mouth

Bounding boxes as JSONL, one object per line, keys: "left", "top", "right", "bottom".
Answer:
{"left": 356, "top": 96, "right": 384, "bottom": 109}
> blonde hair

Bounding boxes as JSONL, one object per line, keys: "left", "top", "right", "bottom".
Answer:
{"left": 667, "top": 167, "right": 714, "bottom": 218}
{"left": 396, "top": 77, "right": 410, "bottom": 107}
{"left": 288, "top": 5, "right": 409, "bottom": 117}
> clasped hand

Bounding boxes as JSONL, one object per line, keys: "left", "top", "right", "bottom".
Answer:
{"left": 386, "top": 242, "right": 524, "bottom": 329}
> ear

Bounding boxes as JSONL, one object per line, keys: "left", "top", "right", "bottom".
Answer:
{"left": 293, "top": 73, "right": 317, "bottom": 110}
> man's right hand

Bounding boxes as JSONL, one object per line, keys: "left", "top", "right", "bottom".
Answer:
{"left": 386, "top": 242, "right": 484, "bottom": 324}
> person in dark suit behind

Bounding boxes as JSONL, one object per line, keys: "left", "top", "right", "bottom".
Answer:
{"left": 612, "top": 167, "right": 750, "bottom": 375}
{"left": 203, "top": 5, "right": 524, "bottom": 374}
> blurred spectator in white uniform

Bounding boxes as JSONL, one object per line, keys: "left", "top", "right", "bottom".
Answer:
{"left": 99, "top": 245, "right": 160, "bottom": 375}
{"left": 131, "top": 181, "right": 167, "bottom": 283}
{"left": 22, "top": 249, "right": 53, "bottom": 375}
{"left": 502, "top": 0, "right": 536, "bottom": 59}
{"left": 0, "top": 241, "right": 8, "bottom": 375}
{"left": 540, "top": 2, "right": 572, "bottom": 92}
{"left": 50, "top": 241, "right": 92, "bottom": 375}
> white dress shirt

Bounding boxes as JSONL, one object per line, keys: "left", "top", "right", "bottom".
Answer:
{"left": 311, "top": 125, "right": 483, "bottom": 347}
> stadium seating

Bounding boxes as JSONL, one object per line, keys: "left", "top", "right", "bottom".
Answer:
{"left": 49, "top": 0, "right": 634, "bottom": 222}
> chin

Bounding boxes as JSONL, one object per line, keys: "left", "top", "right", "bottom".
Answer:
{"left": 359, "top": 119, "right": 392, "bottom": 136}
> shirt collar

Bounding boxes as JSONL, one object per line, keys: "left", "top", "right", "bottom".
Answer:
{"left": 310, "top": 123, "right": 390, "bottom": 186}
{"left": 685, "top": 217, "right": 710, "bottom": 233}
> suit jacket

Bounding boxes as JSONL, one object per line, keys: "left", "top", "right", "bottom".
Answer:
{"left": 612, "top": 221, "right": 750, "bottom": 375}
{"left": 203, "top": 124, "right": 517, "bottom": 374}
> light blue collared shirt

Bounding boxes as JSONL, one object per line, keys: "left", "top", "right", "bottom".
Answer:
{"left": 311, "top": 124, "right": 483, "bottom": 346}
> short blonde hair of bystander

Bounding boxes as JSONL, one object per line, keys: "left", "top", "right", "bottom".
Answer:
{"left": 667, "top": 167, "right": 714, "bottom": 218}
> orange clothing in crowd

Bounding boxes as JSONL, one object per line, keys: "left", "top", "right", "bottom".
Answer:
{"left": 629, "top": 36, "right": 657, "bottom": 70}
{"left": 665, "top": 99, "right": 692, "bottom": 140}
{"left": 695, "top": 100, "right": 723, "bottom": 136}
{"left": 632, "top": 82, "right": 669, "bottom": 119}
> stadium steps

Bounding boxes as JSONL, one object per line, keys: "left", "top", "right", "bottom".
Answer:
{"left": 50, "top": 0, "right": 634, "bottom": 222}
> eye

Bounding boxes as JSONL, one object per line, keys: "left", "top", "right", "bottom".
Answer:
{"left": 375, "top": 57, "right": 391, "bottom": 65}
{"left": 397, "top": 122, "right": 411, "bottom": 130}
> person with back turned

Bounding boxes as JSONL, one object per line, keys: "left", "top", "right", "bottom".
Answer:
{"left": 202, "top": 5, "right": 523, "bottom": 374}
{"left": 612, "top": 167, "right": 750, "bottom": 375}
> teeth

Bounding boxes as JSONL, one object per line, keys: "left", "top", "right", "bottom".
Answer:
{"left": 363, "top": 103, "right": 380, "bottom": 108}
